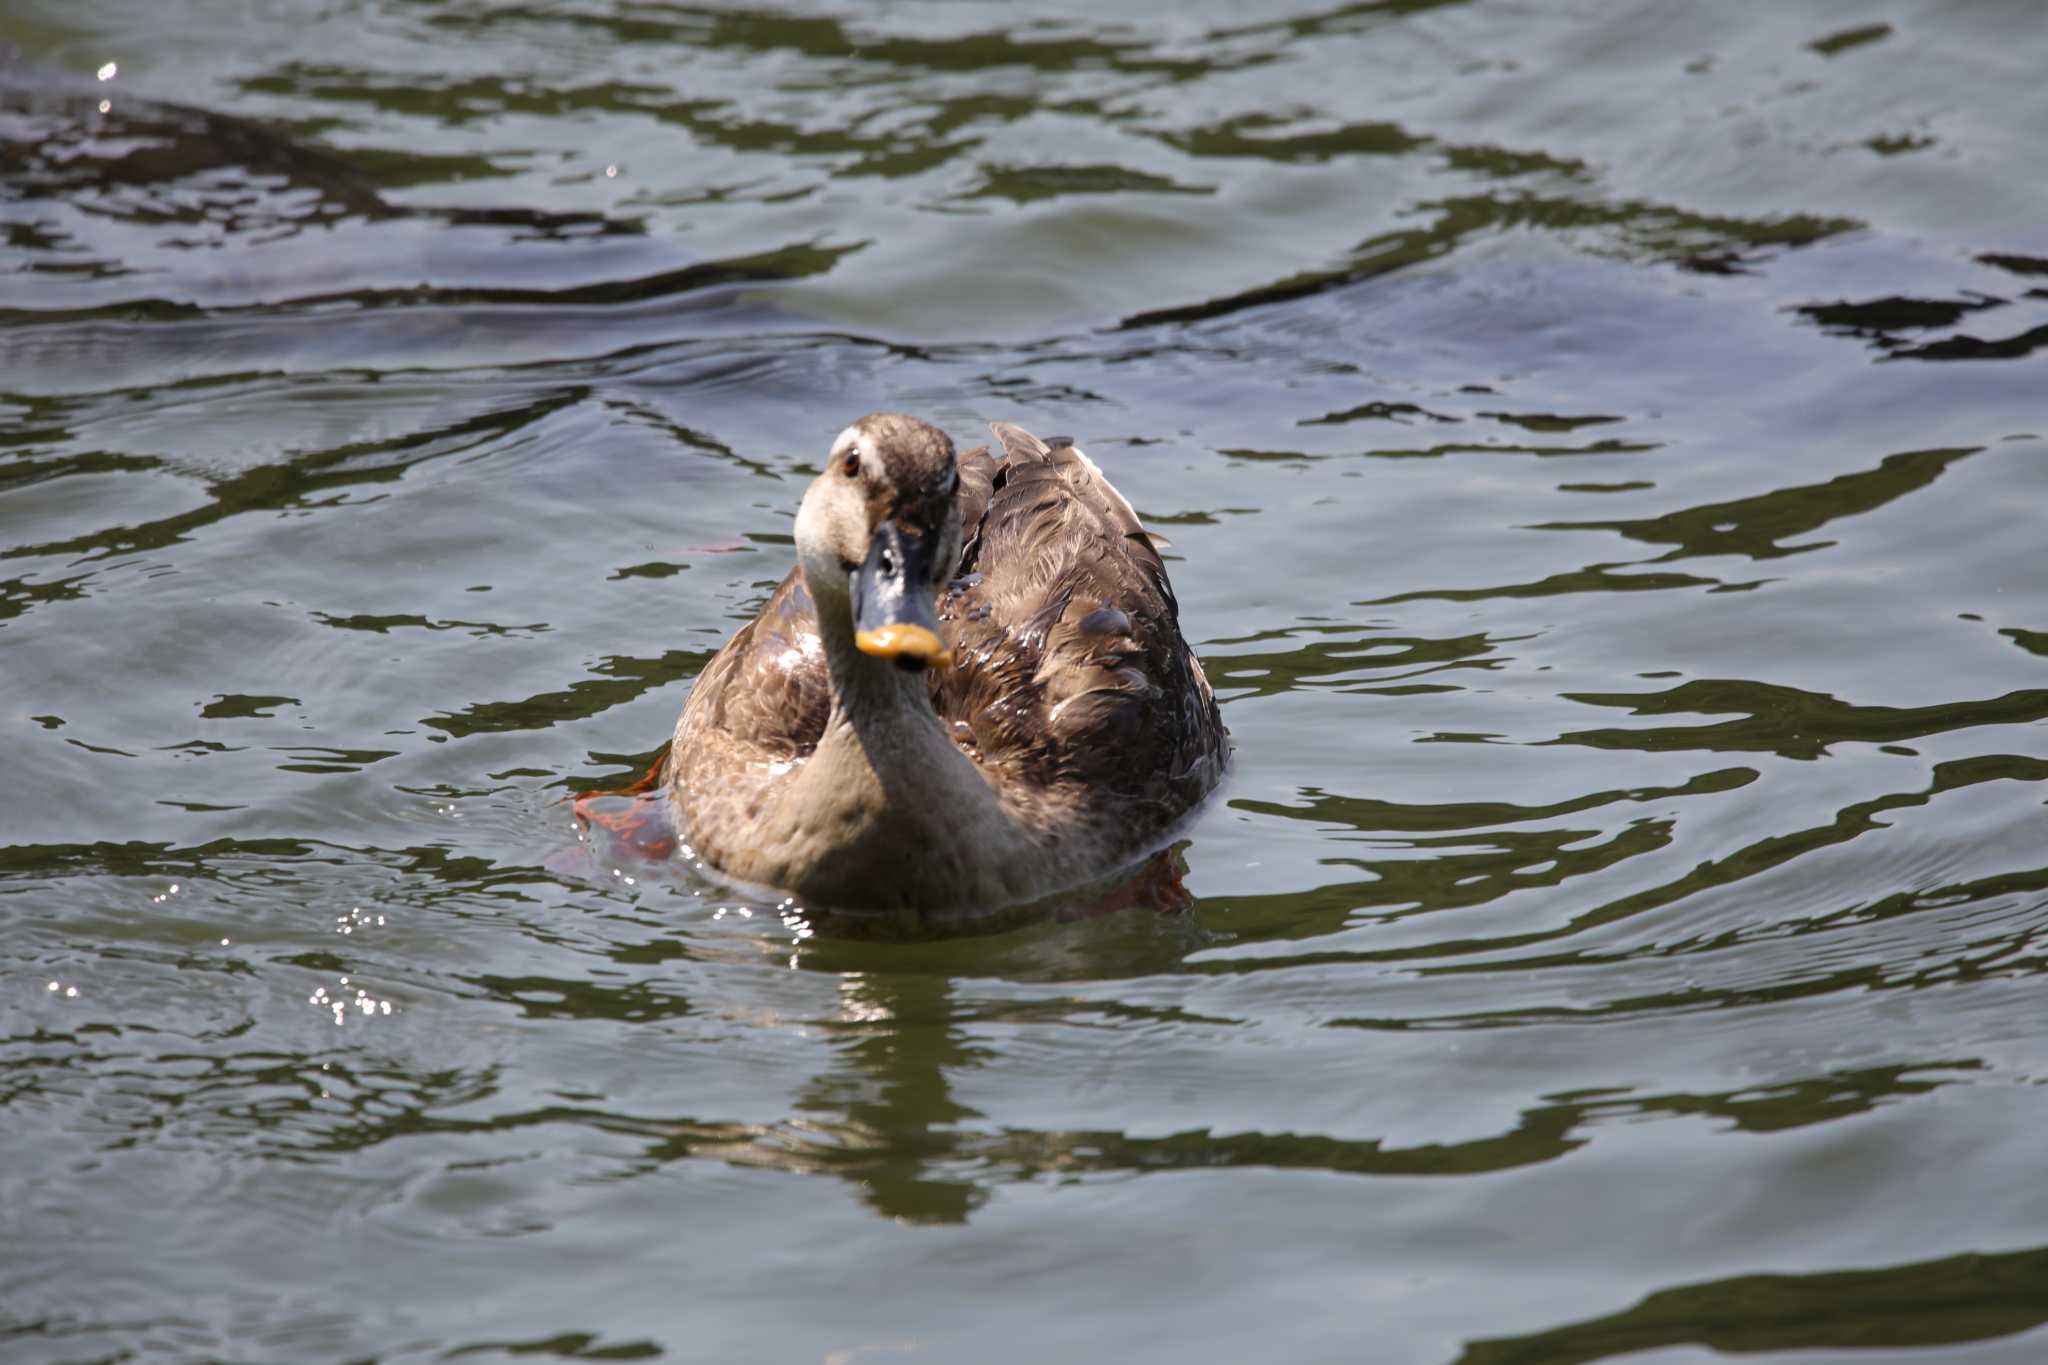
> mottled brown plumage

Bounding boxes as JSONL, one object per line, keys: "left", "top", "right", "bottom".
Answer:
{"left": 668, "top": 414, "right": 1226, "bottom": 914}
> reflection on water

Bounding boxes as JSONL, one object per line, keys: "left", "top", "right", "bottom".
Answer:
{"left": 6, "top": 2, "right": 2048, "bottom": 1361}
{"left": 1459, "top": 1247, "right": 2048, "bottom": 1365}
{"left": 800, "top": 972, "right": 989, "bottom": 1224}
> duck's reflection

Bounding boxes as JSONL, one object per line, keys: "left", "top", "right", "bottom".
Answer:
{"left": 796, "top": 971, "right": 987, "bottom": 1224}
{"left": 768, "top": 847, "right": 1198, "bottom": 1223}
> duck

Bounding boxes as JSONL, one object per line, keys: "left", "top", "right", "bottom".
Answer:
{"left": 668, "top": 414, "right": 1226, "bottom": 914}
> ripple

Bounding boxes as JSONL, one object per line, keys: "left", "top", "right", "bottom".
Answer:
{"left": 8, "top": 2, "right": 2048, "bottom": 1361}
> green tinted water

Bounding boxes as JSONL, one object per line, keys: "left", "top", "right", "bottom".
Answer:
{"left": 4, "top": 3, "right": 2046, "bottom": 1361}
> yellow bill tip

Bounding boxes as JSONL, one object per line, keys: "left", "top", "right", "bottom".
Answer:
{"left": 855, "top": 623, "right": 953, "bottom": 666}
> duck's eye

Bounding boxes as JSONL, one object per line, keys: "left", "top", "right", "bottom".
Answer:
{"left": 840, "top": 452, "right": 861, "bottom": 479}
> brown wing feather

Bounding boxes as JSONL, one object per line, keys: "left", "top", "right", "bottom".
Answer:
{"left": 956, "top": 441, "right": 997, "bottom": 536}
{"left": 933, "top": 424, "right": 1225, "bottom": 841}
{"left": 671, "top": 569, "right": 829, "bottom": 769}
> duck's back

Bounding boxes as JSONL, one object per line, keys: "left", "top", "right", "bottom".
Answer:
{"left": 931, "top": 424, "right": 1225, "bottom": 848}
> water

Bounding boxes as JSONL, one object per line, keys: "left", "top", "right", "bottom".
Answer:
{"left": 5, "top": 2, "right": 2047, "bottom": 1361}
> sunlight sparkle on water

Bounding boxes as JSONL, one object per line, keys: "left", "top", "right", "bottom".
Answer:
{"left": 96, "top": 61, "right": 117, "bottom": 81}
{"left": 309, "top": 976, "right": 395, "bottom": 1026}
{"left": 334, "top": 906, "right": 385, "bottom": 935}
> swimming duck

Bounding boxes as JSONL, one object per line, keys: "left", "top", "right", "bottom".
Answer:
{"left": 668, "top": 414, "right": 1226, "bottom": 913}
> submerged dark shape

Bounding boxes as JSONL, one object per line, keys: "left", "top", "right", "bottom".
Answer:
{"left": 667, "top": 415, "right": 1227, "bottom": 915}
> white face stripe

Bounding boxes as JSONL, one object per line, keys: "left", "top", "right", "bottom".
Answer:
{"left": 829, "top": 424, "right": 883, "bottom": 476}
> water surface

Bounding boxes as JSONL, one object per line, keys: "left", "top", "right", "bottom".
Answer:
{"left": 5, "top": 3, "right": 2047, "bottom": 1361}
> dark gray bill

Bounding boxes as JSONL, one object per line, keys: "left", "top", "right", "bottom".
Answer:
{"left": 851, "top": 521, "right": 952, "bottom": 671}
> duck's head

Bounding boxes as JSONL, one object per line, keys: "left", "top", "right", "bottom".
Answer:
{"left": 795, "top": 413, "right": 962, "bottom": 674}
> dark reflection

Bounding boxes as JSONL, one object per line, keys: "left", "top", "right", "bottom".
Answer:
{"left": 311, "top": 611, "right": 551, "bottom": 639}
{"left": 323, "top": 965, "right": 1984, "bottom": 1224}
{"left": 1122, "top": 190, "right": 1857, "bottom": 328}
{"left": 1301, "top": 400, "right": 1462, "bottom": 426}
{"left": 444, "top": 1332, "right": 662, "bottom": 1361}
{"left": 1201, "top": 756, "right": 2048, "bottom": 984}
{"left": 627, "top": 1050, "right": 1976, "bottom": 1218}
{"left": 1481, "top": 761, "right": 2048, "bottom": 988}
{"left": 1533, "top": 446, "right": 1977, "bottom": 563}
{"left": 0, "top": 47, "right": 631, "bottom": 245}
{"left": 1866, "top": 132, "right": 1936, "bottom": 157}
{"left": 425, "top": 647, "right": 713, "bottom": 739}
{"left": 1219, "top": 818, "right": 1673, "bottom": 948}
{"left": 1363, "top": 437, "right": 1652, "bottom": 460}
{"left": 1892, "top": 322, "right": 2048, "bottom": 363}
{"left": 228, "top": 11, "right": 1286, "bottom": 194}
{"left": 1205, "top": 626, "right": 1503, "bottom": 701}
{"left": 1218, "top": 768, "right": 1758, "bottom": 943}
{"left": 792, "top": 972, "right": 989, "bottom": 1223}
{"left": 430, "top": 5, "right": 1280, "bottom": 83}
{"left": 1796, "top": 293, "right": 2004, "bottom": 342}
{"left": 0, "top": 835, "right": 315, "bottom": 880}
{"left": 1368, "top": 562, "right": 1733, "bottom": 607}
{"left": 0, "top": 447, "right": 155, "bottom": 487}
{"left": 1808, "top": 22, "right": 1893, "bottom": 57}
{"left": 288, "top": 244, "right": 855, "bottom": 313}
{"left": 0, "top": 46, "right": 851, "bottom": 347}
{"left": 1223, "top": 437, "right": 1655, "bottom": 464}
{"left": 1482, "top": 412, "right": 1624, "bottom": 434}
{"left": 1379, "top": 444, "right": 1982, "bottom": 605}
{"left": 1978, "top": 252, "right": 2048, "bottom": 278}
{"left": 1457, "top": 1244, "right": 2048, "bottom": 1365}
{"left": 1237, "top": 766, "right": 1754, "bottom": 837}
{"left": 237, "top": 67, "right": 672, "bottom": 132}
{"left": 1479, "top": 1064, "right": 1971, "bottom": 1136}
{"left": 1161, "top": 114, "right": 1426, "bottom": 161}
{"left": 2, "top": 389, "right": 586, "bottom": 569}
{"left": 199, "top": 694, "right": 299, "bottom": 719}
{"left": 1789, "top": 268, "right": 2048, "bottom": 361}
{"left": 1210, "top": 0, "right": 1476, "bottom": 43}
{"left": 0, "top": 570, "right": 92, "bottom": 624}
{"left": 1553, "top": 680, "right": 2048, "bottom": 760}
{"left": 968, "top": 162, "right": 1212, "bottom": 205}
{"left": 464, "top": 972, "right": 692, "bottom": 1024}
{"left": 955, "top": 1060, "right": 1973, "bottom": 1187}
{"left": 2001, "top": 627, "right": 2048, "bottom": 659}
{"left": 271, "top": 745, "right": 399, "bottom": 775}
{"left": 1, "top": 47, "right": 385, "bottom": 225}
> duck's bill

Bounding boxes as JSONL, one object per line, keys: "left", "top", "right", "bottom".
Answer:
{"left": 856, "top": 621, "right": 950, "bottom": 667}
{"left": 852, "top": 521, "right": 954, "bottom": 671}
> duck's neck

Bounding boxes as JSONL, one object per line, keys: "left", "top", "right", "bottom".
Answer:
{"left": 782, "top": 613, "right": 1038, "bottom": 909}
